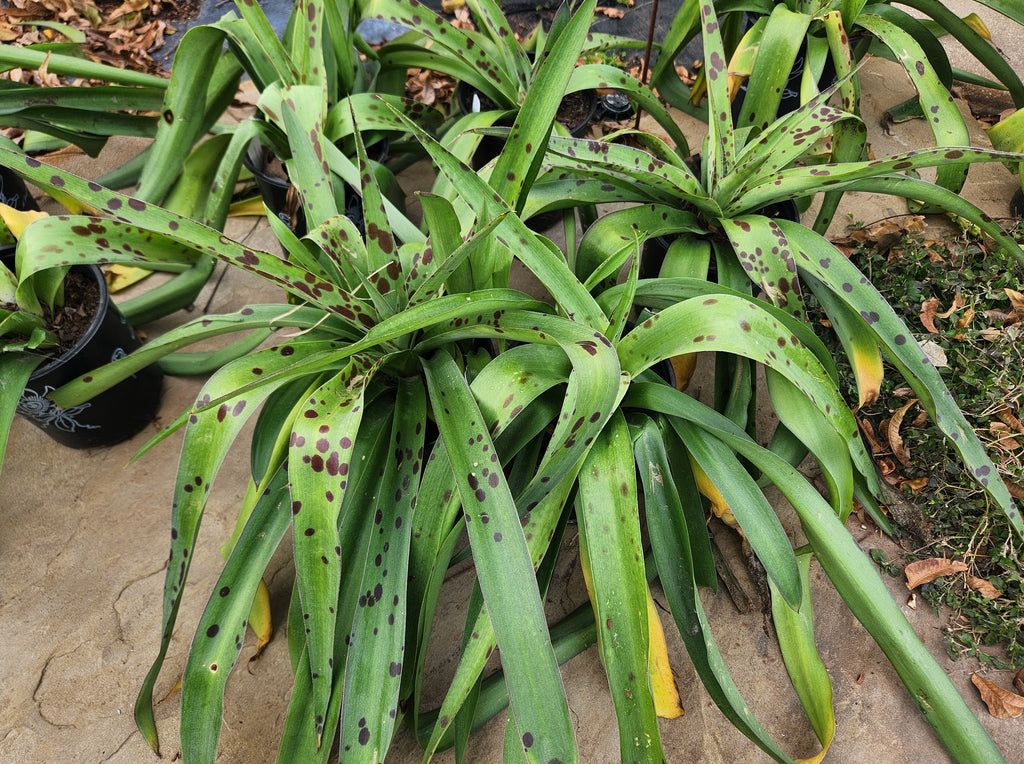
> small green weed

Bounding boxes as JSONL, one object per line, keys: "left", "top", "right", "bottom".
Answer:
{"left": 827, "top": 218, "right": 1024, "bottom": 668}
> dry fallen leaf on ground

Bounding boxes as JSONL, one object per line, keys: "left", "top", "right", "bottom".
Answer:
{"left": 1005, "top": 288, "right": 1024, "bottom": 316}
{"left": 1004, "top": 478, "right": 1024, "bottom": 500}
{"left": 971, "top": 673, "right": 1024, "bottom": 718}
{"left": 833, "top": 215, "right": 926, "bottom": 254}
{"left": 989, "top": 422, "right": 1022, "bottom": 452}
{"left": 858, "top": 418, "right": 884, "bottom": 454}
{"left": 965, "top": 575, "right": 1002, "bottom": 599}
{"left": 920, "top": 297, "right": 940, "bottom": 333}
{"left": 884, "top": 398, "right": 918, "bottom": 467}
{"left": 919, "top": 339, "right": 948, "bottom": 368}
{"left": 905, "top": 558, "right": 968, "bottom": 589}
{"left": 595, "top": 6, "right": 626, "bottom": 17}
{"left": 902, "top": 477, "right": 929, "bottom": 493}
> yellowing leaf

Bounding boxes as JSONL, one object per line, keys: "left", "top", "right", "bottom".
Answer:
{"left": 795, "top": 744, "right": 833, "bottom": 764}
{"left": 669, "top": 353, "right": 697, "bottom": 392}
{"left": 228, "top": 197, "right": 270, "bottom": 218}
{"left": 0, "top": 202, "right": 48, "bottom": 238}
{"left": 904, "top": 558, "right": 968, "bottom": 590}
{"left": 645, "top": 586, "right": 683, "bottom": 719}
{"left": 961, "top": 13, "right": 991, "bottom": 41}
{"left": 49, "top": 188, "right": 98, "bottom": 215}
{"left": 849, "top": 342, "right": 883, "bottom": 410}
{"left": 690, "top": 456, "right": 739, "bottom": 533}
{"left": 105, "top": 264, "right": 153, "bottom": 293}
{"left": 971, "top": 673, "right": 1024, "bottom": 719}
{"left": 247, "top": 578, "right": 274, "bottom": 661}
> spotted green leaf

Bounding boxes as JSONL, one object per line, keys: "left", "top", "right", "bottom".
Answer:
{"left": 180, "top": 468, "right": 292, "bottom": 762}
{"left": 577, "top": 411, "right": 664, "bottom": 761}
{"left": 337, "top": 376, "right": 422, "bottom": 759}
{"left": 423, "top": 350, "right": 577, "bottom": 764}
{"left": 629, "top": 382, "right": 1007, "bottom": 764}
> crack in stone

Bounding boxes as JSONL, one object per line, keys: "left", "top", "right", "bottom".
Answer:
{"left": 32, "top": 644, "right": 86, "bottom": 730}
{"left": 111, "top": 564, "right": 168, "bottom": 644}
{"left": 100, "top": 730, "right": 137, "bottom": 762}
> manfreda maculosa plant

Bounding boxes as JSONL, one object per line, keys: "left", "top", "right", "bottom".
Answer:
{"left": 525, "top": 1, "right": 1022, "bottom": 760}
{"left": 651, "top": 0, "right": 1024, "bottom": 201}
{"left": 0, "top": 26, "right": 247, "bottom": 325}
{"left": 0, "top": 4, "right": 628, "bottom": 758}
{"left": 0, "top": 204, "right": 65, "bottom": 476}
{"left": 1, "top": 2, "right": 1021, "bottom": 762}
{"left": 362, "top": 0, "right": 691, "bottom": 169}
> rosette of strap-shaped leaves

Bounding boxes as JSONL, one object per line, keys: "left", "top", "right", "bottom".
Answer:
{"left": 1, "top": 2, "right": 1019, "bottom": 759}
{"left": 651, "top": 0, "right": 1024, "bottom": 201}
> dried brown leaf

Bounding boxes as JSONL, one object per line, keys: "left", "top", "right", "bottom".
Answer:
{"left": 903, "top": 215, "right": 927, "bottom": 235}
{"left": 868, "top": 218, "right": 902, "bottom": 239}
{"left": 885, "top": 398, "right": 918, "bottom": 467}
{"left": 938, "top": 293, "right": 968, "bottom": 318}
{"left": 1005, "top": 287, "right": 1024, "bottom": 315}
{"left": 902, "top": 477, "right": 929, "bottom": 493}
{"left": 972, "top": 673, "right": 1024, "bottom": 719}
{"left": 954, "top": 306, "right": 976, "bottom": 332}
{"left": 858, "top": 418, "right": 883, "bottom": 454}
{"left": 904, "top": 557, "right": 968, "bottom": 589}
{"left": 920, "top": 297, "right": 940, "bottom": 333}
{"left": 451, "top": 5, "right": 474, "bottom": 29}
{"left": 878, "top": 456, "right": 898, "bottom": 476}
{"left": 983, "top": 308, "right": 1013, "bottom": 324}
{"left": 595, "top": 6, "right": 626, "bottom": 18}
{"left": 989, "top": 422, "right": 1022, "bottom": 452}
{"left": 965, "top": 575, "right": 1002, "bottom": 599}
{"left": 1004, "top": 478, "right": 1024, "bottom": 500}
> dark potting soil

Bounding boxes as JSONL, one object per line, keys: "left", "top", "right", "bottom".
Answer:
{"left": 48, "top": 271, "right": 101, "bottom": 354}
{"left": 557, "top": 90, "right": 594, "bottom": 132}
{"left": 503, "top": 5, "right": 557, "bottom": 38}
{"left": 0, "top": 270, "right": 98, "bottom": 355}
{"left": 465, "top": 87, "right": 592, "bottom": 133}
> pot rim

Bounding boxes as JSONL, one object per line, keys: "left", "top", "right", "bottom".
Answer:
{"left": 0, "top": 244, "right": 110, "bottom": 380}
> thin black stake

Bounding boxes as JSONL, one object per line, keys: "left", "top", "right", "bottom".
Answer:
{"left": 635, "top": 0, "right": 661, "bottom": 131}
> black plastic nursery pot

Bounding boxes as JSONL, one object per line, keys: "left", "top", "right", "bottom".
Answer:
{"left": 731, "top": 35, "right": 839, "bottom": 124}
{"left": 243, "top": 136, "right": 388, "bottom": 238}
{"left": 454, "top": 81, "right": 598, "bottom": 170}
{"left": 2, "top": 248, "right": 163, "bottom": 449}
{"left": 0, "top": 165, "right": 41, "bottom": 211}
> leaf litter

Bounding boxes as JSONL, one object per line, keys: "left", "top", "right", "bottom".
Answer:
{"left": 821, "top": 215, "right": 1024, "bottom": 680}
{"left": 1, "top": 0, "right": 195, "bottom": 81}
